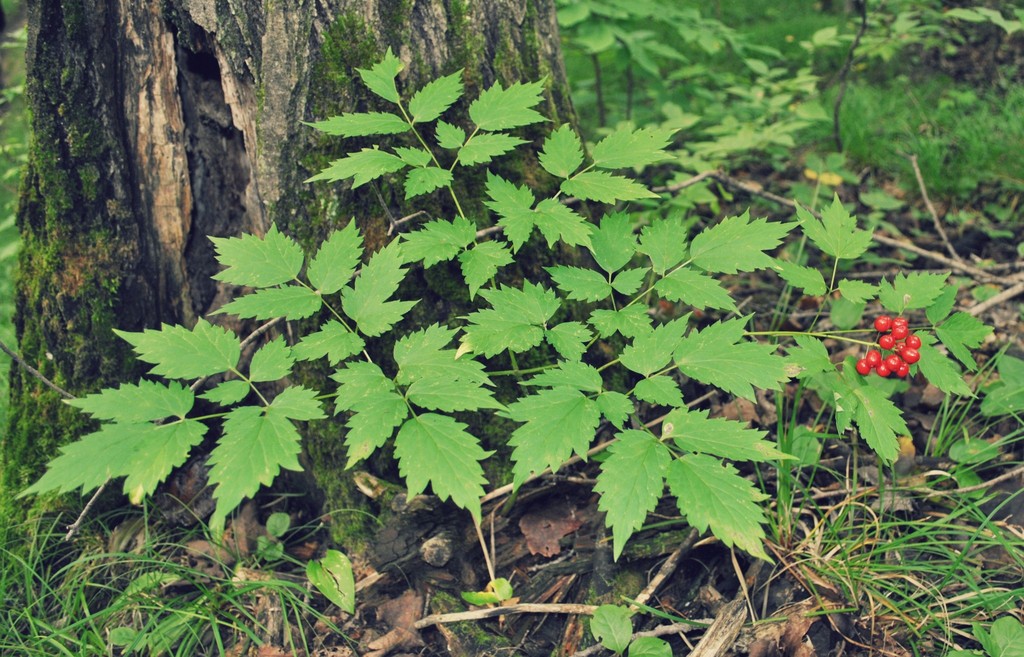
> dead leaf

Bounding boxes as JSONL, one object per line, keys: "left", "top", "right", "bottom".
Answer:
{"left": 519, "top": 500, "right": 584, "bottom": 557}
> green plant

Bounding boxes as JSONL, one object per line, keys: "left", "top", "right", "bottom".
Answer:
{"left": 591, "top": 603, "right": 671, "bottom": 656}
{"left": 18, "top": 52, "right": 994, "bottom": 575}
{"left": 950, "top": 616, "right": 1024, "bottom": 657}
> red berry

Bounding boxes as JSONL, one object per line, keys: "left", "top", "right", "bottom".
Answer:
{"left": 874, "top": 315, "right": 893, "bottom": 332}
{"left": 886, "top": 354, "right": 903, "bottom": 370}
{"left": 902, "top": 348, "right": 920, "bottom": 364}
{"left": 891, "top": 324, "right": 908, "bottom": 340}
{"left": 905, "top": 334, "right": 922, "bottom": 349}
{"left": 896, "top": 363, "right": 910, "bottom": 378}
{"left": 876, "top": 364, "right": 892, "bottom": 377}
{"left": 865, "top": 350, "right": 882, "bottom": 367}
{"left": 879, "top": 335, "right": 896, "bottom": 350}
{"left": 856, "top": 359, "right": 872, "bottom": 375}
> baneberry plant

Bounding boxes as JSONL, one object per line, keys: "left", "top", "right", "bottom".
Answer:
{"left": 22, "top": 51, "right": 992, "bottom": 566}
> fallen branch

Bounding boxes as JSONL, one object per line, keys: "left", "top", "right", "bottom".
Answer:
{"left": 906, "top": 152, "right": 961, "bottom": 264}
{"left": 415, "top": 602, "right": 599, "bottom": 629}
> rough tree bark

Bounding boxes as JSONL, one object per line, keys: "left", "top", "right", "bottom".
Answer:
{"left": 1, "top": 0, "right": 575, "bottom": 535}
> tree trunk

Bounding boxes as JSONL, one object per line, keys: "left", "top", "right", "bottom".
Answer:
{"left": 2, "top": 0, "right": 574, "bottom": 535}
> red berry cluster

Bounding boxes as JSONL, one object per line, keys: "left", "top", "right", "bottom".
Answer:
{"left": 855, "top": 315, "right": 921, "bottom": 378}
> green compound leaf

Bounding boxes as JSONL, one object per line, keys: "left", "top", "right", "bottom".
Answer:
{"left": 208, "top": 405, "right": 305, "bottom": 530}
{"left": 690, "top": 211, "right": 794, "bottom": 274}
{"left": 674, "top": 318, "right": 789, "bottom": 401}
{"left": 796, "top": 195, "right": 872, "bottom": 260}
{"left": 305, "top": 112, "right": 410, "bottom": 137}
{"left": 611, "top": 268, "right": 648, "bottom": 295}
{"left": 355, "top": 47, "right": 403, "bottom": 103}
{"left": 596, "top": 390, "right": 633, "bottom": 429}
{"left": 637, "top": 217, "right": 687, "bottom": 275}
{"left": 401, "top": 217, "right": 476, "bottom": 268}
{"left": 935, "top": 311, "right": 992, "bottom": 370}
{"left": 786, "top": 334, "right": 835, "bottom": 378}
{"left": 533, "top": 198, "right": 593, "bottom": 249}
{"left": 406, "top": 378, "right": 503, "bottom": 412}
{"left": 545, "top": 265, "right": 613, "bottom": 301}
{"left": 849, "top": 384, "right": 906, "bottom": 464}
{"left": 394, "top": 146, "right": 433, "bottom": 168}
{"left": 115, "top": 319, "right": 239, "bottom": 380}
{"left": 633, "top": 376, "right": 684, "bottom": 407}
{"left": 620, "top": 317, "right": 690, "bottom": 377}
{"left": 292, "top": 321, "right": 365, "bottom": 365}
{"left": 405, "top": 166, "right": 454, "bottom": 199}
{"left": 395, "top": 324, "right": 489, "bottom": 384}
{"left": 590, "top": 126, "right": 675, "bottom": 169}
{"left": 596, "top": 430, "right": 671, "bottom": 560}
{"left": 211, "top": 224, "right": 303, "bottom": 288}
{"left": 307, "top": 147, "right": 408, "bottom": 186}
{"left": 666, "top": 454, "right": 769, "bottom": 559}
{"left": 408, "top": 70, "right": 464, "bottom": 123}
{"left": 458, "top": 133, "right": 527, "bottom": 166}
{"left": 395, "top": 413, "right": 491, "bottom": 522}
{"left": 522, "top": 361, "right": 603, "bottom": 393}
{"left": 662, "top": 407, "right": 788, "bottom": 461}
{"left": 435, "top": 121, "right": 466, "bottom": 149}
{"left": 249, "top": 337, "right": 294, "bottom": 382}
{"left": 341, "top": 241, "right": 417, "bottom": 337}
{"left": 590, "top": 305, "right": 653, "bottom": 338}
{"left": 270, "top": 385, "right": 325, "bottom": 421}
{"left": 877, "top": 272, "right": 949, "bottom": 314}
{"left": 539, "top": 124, "right": 584, "bottom": 178}
{"left": 560, "top": 170, "right": 658, "bottom": 204}
{"left": 771, "top": 260, "right": 827, "bottom": 296}
{"left": 591, "top": 605, "right": 633, "bottom": 654}
{"left": 307, "top": 221, "right": 363, "bottom": 295}
{"left": 506, "top": 387, "right": 601, "bottom": 488}
{"left": 201, "top": 379, "right": 250, "bottom": 405}
{"left": 655, "top": 267, "right": 738, "bottom": 312}
{"left": 67, "top": 380, "right": 194, "bottom": 423}
{"left": 545, "top": 321, "right": 594, "bottom": 360}
{"left": 926, "top": 283, "right": 958, "bottom": 324}
{"left": 469, "top": 79, "right": 547, "bottom": 131}
{"left": 461, "top": 282, "right": 560, "bottom": 357}
{"left": 916, "top": 341, "right": 972, "bottom": 397}
{"left": 484, "top": 173, "right": 536, "bottom": 252}
{"left": 122, "top": 421, "right": 208, "bottom": 504}
{"left": 458, "top": 241, "right": 514, "bottom": 299}
{"left": 838, "top": 279, "right": 878, "bottom": 304}
{"left": 215, "top": 286, "right": 323, "bottom": 320}
{"left": 332, "top": 362, "right": 408, "bottom": 466}
{"left": 589, "top": 212, "right": 637, "bottom": 273}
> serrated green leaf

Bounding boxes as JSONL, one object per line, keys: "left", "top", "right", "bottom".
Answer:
{"left": 690, "top": 212, "right": 794, "bottom": 274}
{"left": 539, "top": 124, "right": 584, "bottom": 178}
{"left": 533, "top": 198, "right": 593, "bottom": 249}
{"left": 506, "top": 387, "right": 601, "bottom": 488}
{"left": 200, "top": 379, "right": 250, "bottom": 405}
{"left": 838, "top": 279, "right": 878, "bottom": 304}
{"left": 589, "top": 305, "right": 652, "bottom": 338}
{"left": 980, "top": 356, "right": 1024, "bottom": 417}
{"left": 561, "top": 170, "right": 658, "bottom": 204}
{"left": 591, "top": 605, "right": 633, "bottom": 654}
{"left": 926, "top": 283, "right": 958, "bottom": 324}
{"left": 637, "top": 217, "right": 687, "bottom": 275}
{"left": 249, "top": 337, "right": 294, "bottom": 382}
{"left": 458, "top": 133, "right": 526, "bottom": 166}
{"left": 332, "top": 362, "right": 408, "bottom": 465}
{"left": 786, "top": 334, "right": 835, "bottom": 377}
{"left": 305, "top": 112, "right": 410, "bottom": 137}
{"left": 355, "top": 48, "right": 403, "bottom": 103}
{"left": 408, "top": 70, "right": 464, "bottom": 123}
{"left": 307, "top": 221, "right": 363, "bottom": 294}
{"left": 115, "top": 319, "right": 240, "bottom": 379}
{"left": 395, "top": 414, "right": 490, "bottom": 521}
{"left": 611, "top": 268, "right": 648, "bottom": 295}
{"left": 877, "top": 272, "right": 949, "bottom": 314}
{"left": 469, "top": 79, "right": 546, "bottom": 131}
{"left": 215, "top": 285, "right": 323, "bottom": 320}
{"left": 667, "top": 454, "right": 769, "bottom": 559}
{"left": 405, "top": 166, "right": 453, "bottom": 199}
{"left": 545, "top": 266, "right": 612, "bottom": 301}
{"left": 394, "top": 324, "right": 491, "bottom": 385}
{"left": 936, "top": 312, "right": 991, "bottom": 370}
{"left": 332, "top": 361, "right": 398, "bottom": 410}
{"left": 401, "top": 217, "right": 476, "bottom": 267}
{"left": 917, "top": 341, "right": 972, "bottom": 397}
{"left": 394, "top": 146, "right": 433, "bottom": 168}
{"left": 849, "top": 384, "right": 905, "bottom": 464}
{"left": 633, "top": 376, "right": 684, "bottom": 407}
{"left": 771, "top": 260, "right": 827, "bottom": 296}
{"left": 591, "top": 126, "right": 675, "bottom": 169}
{"left": 485, "top": 173, "right": 536, "bottom": 251}
{"left": 208, "top": 405, "right": 305, "bottom": 529}
{"left": 796, "top": 195, "right": 872, "bottom": 260}
{"left": 458, "top": 241, "right": 513, "bottom": 299}
{"left": 831, "top": 295, "right": 866, "bottom": 330}
{"left": 435, "top": 121, "right": 466, "bottom": 149}
{"left": 596, "top": 430, "right": 670, "bottom": 559}
{"left": 341, "top": 241, "right": 416, "bottom": 336}
{"left": 122, "top": 421, "right": 208, "bottom": 504}
{"left": 461, "top": 282, "right": 560, "bottom": 357}
{"left": 620, "top": 318, "right": 690, "bottom": 377}
{"left": 662, "top": 407, "right": 787, "bottom": 461}
{"left": 522, "top": 361, "right": 603, "bottom": 393}
{"left": 67, "top": 380, "right": 194, "bottom": 422}
{"left": 596, "top": 391, "right": 633, "bottom": 429}
{"left": 292, "top": 321, "right": 365, "bottom": 365}
{"left": 545, "top": 321, "right": 593, "bottom": 360}
{"left": 655, "top": 267, "right": 737, "bottom": 312}
{"left": 211, "top": 224, "right": 303, "bottom": 288}
{"left": 306, "top": 147, "right": 408, "bottom": 186}
{"left": 674, "top": 318, "right": 789, "bottom": 401}
{"left": 271, "top": 385, "right": 325, "bottom": 421}
{"left": 589, "top": 212, "right": 637, "bottom": 273}
{"left": 406, "top": 377, "right": 503, "bottom": 412}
